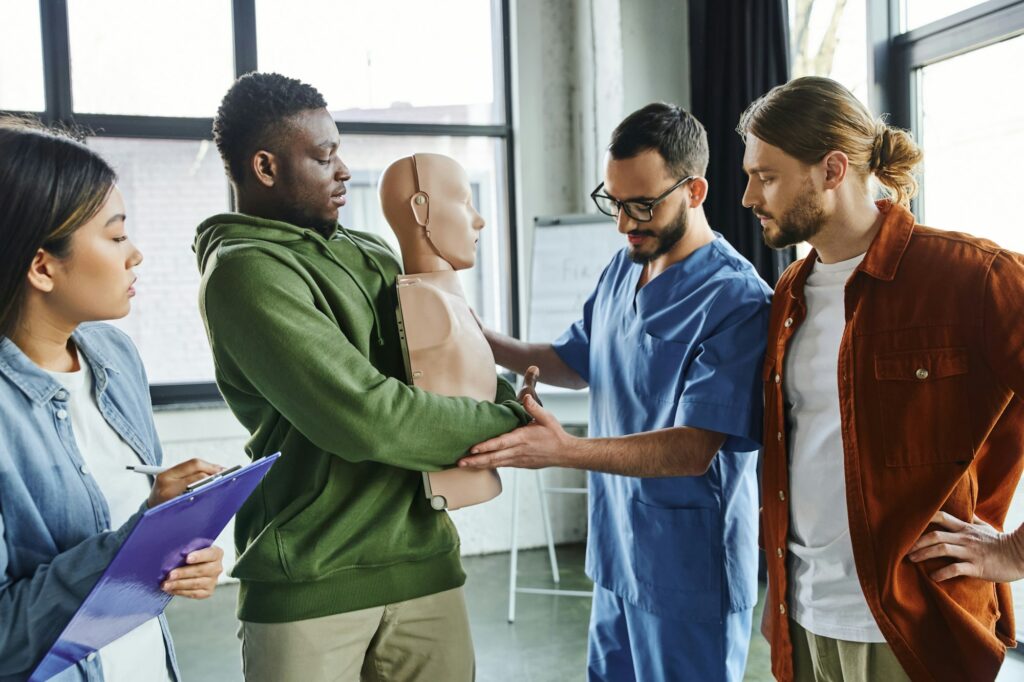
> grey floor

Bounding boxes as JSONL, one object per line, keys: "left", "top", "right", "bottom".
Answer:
{"left": 167, "top": 543, "right": 1024, "bottom": 681}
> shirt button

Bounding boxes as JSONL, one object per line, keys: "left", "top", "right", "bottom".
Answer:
{"left": 776, "top": 547, "right": 784, "bottom": 558}
{"left": 777, "top": 431, "right": 783, "bottom": 442}
{"left": 778, "top": 489, "right": 786, "bottom": 501}
{"left": 80, "top": 465, "right": 89, "bottom": 475}
{"left": 784, "top": 317, "right": 793, "bottom": 328}
{"left": 56, "top": 409, "right": 68, "bottom": 420}
{"left": 779, "top": 603, "right": 787, "bottom": 615}
{"left": 915, "top": 368, "right": 929, "bottom": 380}
{"left": 56, "top": 390, "right": 68, "bottom": 401}
{"left": 774, "top": 374, "right": 781, "bottom": 384}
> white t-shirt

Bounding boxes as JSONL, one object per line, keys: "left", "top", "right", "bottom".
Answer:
{"left": 783, "top": 252, "right": 885, "bottom": 643}
{"left": 45, "top": 354, "right": 173, "bottom": 681}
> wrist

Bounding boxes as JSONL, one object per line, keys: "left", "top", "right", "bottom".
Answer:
{"left": 1006, "top": 524, "right": 1024, "bottom": 579}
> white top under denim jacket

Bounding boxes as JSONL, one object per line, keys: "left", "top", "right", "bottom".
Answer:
{"left": 0, "top": 323, "right": 180, "bottom": 682}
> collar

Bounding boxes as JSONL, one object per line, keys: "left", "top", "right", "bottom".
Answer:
{"left": 0, "top": 326, "right": 121, "bottom": 405}
{"left": 789, "top": 200, "right": 916, "bottom": 301}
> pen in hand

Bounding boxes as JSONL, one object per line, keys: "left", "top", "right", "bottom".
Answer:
{"left": 126, "top": 464, "right": 167, "bottom": 475}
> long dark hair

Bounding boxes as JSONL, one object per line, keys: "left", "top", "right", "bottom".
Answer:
{"left": 0, "top": 116, "right": 117, "bottom": 339}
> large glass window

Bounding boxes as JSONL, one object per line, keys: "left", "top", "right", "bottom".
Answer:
{"left": 0, "top": 0, "right": 45, "bottom": 111}
{"left": 903, "top": 0, "right": 991, "bottom": 31}
{"left": 88, "top": 138, "right": 230, "bottom": 385}
{"left": 255, "top": 0, "right": 504, "bottom": 125}
{"left": 789, "top": 0, "right": 869, "bottom": 102}
{"left": 1, "top": 2, "right": 515, "bottom": 403}
{"left": 67, "top": 0, "right": 235, "bottom": 116}
{"left": 917, "top": 35, "right": 1024, "bottom": 252}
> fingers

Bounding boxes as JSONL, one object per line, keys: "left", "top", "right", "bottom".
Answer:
{"left": 907, "top": 541, "right": 971, "bottom": 563}
{"left": 186, "top": 546, "right": 224, "bottom": 564}
{"left": 910, "top": 530, "right": 961, "bottom": 552}
{"left": 523, "top": 366, "right": 540, "bottom": 388}
{"left": 928, "top": 511, "right": 969, "bottom": 532}
{"left": 161, "top": 458, "right": 224, "bottom": 481}
{"left": 163, "top": 578, "right": 217, "bottom": 599}
{"left": 930, "top": 562, "right": 978, "bottom": 582}
{"left": 522, "top": 395, "right": 554, "bottom": 425}
{"left": 460, "top": 449, "right": 518, "bottom": 469}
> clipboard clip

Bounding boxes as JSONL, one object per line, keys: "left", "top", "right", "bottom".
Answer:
{"left": 184, "top": 464, "right": 243, "bottom": 494}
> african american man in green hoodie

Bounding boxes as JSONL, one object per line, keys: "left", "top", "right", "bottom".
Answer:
{"left": 195, "top": 72, "right": 529, "bottom": 682}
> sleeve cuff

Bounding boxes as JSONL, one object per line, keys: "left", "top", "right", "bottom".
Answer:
{"left": 675, "top": 399, "right": 761, "bottom": 452}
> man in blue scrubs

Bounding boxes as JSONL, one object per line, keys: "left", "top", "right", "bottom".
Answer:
{"left": 460, "top": 103, "right": 771, "bottom": 681}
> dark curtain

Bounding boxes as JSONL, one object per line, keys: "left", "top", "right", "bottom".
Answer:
{"left": 689, "top": 0, "right": 793, "bottom": 285}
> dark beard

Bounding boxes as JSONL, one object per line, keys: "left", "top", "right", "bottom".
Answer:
{"left": 762, "top": 183, "right": 826, "bottom": 250}
{"left": 628, "top": 208, "right": 688, "bottom": 264}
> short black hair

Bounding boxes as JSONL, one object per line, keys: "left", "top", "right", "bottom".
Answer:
{"left": 213, "top": 72, "right": 328, "bottom": 183}
{"left": 609, "top": 103, "right": 709, "bottom": 179}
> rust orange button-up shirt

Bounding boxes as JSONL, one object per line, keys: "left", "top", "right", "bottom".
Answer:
{"left": 762, "top": 201, "right": 1024, "bottom": 682}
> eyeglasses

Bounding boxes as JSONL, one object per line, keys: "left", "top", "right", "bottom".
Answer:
{"left": 590, "top": 176, "right": 698, "bottom": 223}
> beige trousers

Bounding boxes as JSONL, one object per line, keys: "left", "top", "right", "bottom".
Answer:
{"left": 239, "top": 587, "right": 474, "bottom": 682}
{"left": 790, "top": 619, "right": 911, "bottom": 682}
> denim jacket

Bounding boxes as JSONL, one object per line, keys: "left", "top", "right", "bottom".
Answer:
{"left": 0, "top": 323, "right": 180, "bottom": 682}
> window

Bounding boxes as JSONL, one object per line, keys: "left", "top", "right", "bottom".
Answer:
{"left": 255, "top": 0, "right": 504, "bottom": 125}
{"left": 90, "top": 138, "right": 230, "bottom": 385}
{"left": 916, "top": 35, "right": 1024, "bottom": 252}
{"left": 903, "top": 0, "right": 991, "bottom": 31}
{"left": 0, "top": 0, "right": 517, "bottom": 405}
{"left": 66, "top": 0, "right": 235, "bottom": 117}
{"left": 790, "top": 0, "right": 869, "bottom": 102}
{"left": 0, "top": 0, "right": 45, "bottom": 111}
{"left": 788, "top": 0, "right": 870, "bottom": 257}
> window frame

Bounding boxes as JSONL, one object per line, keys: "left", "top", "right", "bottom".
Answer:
{"left": 5, "top": 0, "right": 519, "bottom": 406}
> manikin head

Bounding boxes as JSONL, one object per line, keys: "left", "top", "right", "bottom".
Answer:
{"left": 591, "top": 103, "right": 710, "bottom": 265}
{"left": 737, "top": 76, "right": 923, "bottom": 250}
{"left": 213, "top": 72, "right": 351, "bottom": 235}
{"left": 378, "top": 153, "right": 485, "bottom": 272}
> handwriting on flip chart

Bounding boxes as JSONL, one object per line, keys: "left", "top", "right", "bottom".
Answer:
{"left": 528, "top": 215, "right": 623, "bottom": 343}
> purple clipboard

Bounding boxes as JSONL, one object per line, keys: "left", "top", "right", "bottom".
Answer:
{"left": 28, "top": 452, "right": 280, "bottom": 682}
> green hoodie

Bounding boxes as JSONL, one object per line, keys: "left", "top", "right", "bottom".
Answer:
{"left": 194, "top": 213, "right": 528, "bottom": 623}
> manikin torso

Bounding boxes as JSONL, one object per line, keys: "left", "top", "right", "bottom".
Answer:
{"left": 380, "top": 153, "right": 502, "bottom": 510}
{"left": 396, "top": 272, "right": 497, "bottom": 402}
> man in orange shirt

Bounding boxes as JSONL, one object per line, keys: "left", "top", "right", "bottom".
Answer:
{"left": 738, "top": 76, "right": 1024, "bottom": 681}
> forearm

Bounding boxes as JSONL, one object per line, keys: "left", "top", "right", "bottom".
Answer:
{"left": 483, "top": 328, "right": 587, "bottom": 389}
{"left": 563, "top": 427, "right": 725, "bottom": 478}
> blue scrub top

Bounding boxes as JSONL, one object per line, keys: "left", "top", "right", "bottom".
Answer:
{"left": 552, "top": 235, "right": 771, "bottom": 622}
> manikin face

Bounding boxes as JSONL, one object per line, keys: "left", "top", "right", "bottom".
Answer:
{"left": 603, "top": 149, "right": 691, "bottom": 265}
{"left": 741, "top": 134, "right": 827, "bottom": 249}
{"left": 42, "top": 186, "right": 143, "bottom": 323}
{"left": 269, "top": 108, "right": 351, "bottom": 232}
{"left": 418, "top": 156, "right": 486, "bottom": 270}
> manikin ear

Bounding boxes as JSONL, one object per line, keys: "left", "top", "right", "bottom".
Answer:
{"left": 688, "top": 177, "right": 709, "bottom": 207}
{"left": 410, "top": 192, "right": 430, "bottom": 227}
{"left": 251, "top": 150, "right": 277, "bottom": 188}
{"left": 821, "top": 151, "right": 849, "bottom": 190}
{"left": 26, "top": 248, "right": 57, "bottom": 294}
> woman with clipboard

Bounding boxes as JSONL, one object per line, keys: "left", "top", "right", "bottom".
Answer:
{"left": 0, "top": 118, "right": 225, "bottom": 681}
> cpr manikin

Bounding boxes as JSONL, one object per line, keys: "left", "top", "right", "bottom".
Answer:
{"left": 379, "top": 153, "right": 502, "bottom": 511}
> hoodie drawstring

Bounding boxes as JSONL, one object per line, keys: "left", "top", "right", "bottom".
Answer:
{"left": 303, "top": 228, "right": 386, "bottom": 347}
